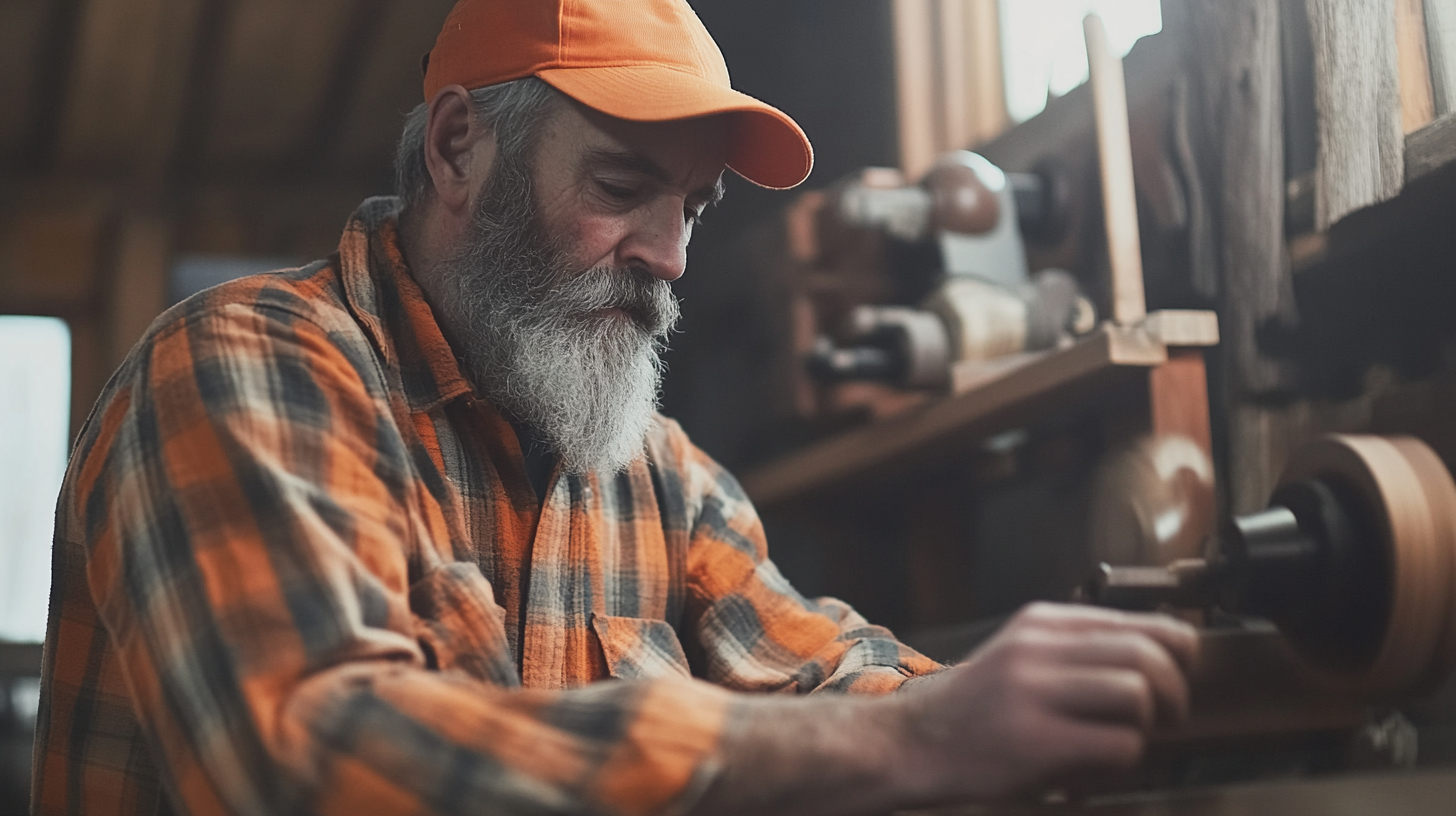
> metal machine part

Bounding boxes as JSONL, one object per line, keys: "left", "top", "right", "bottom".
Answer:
{"left": 807, "top": 307, "right": 951, "bottom": 388}
{"left": 834, "top": 151, "right": 1029, "bottom": 290}
{"left": 808, "top": 268, "right": 1096, "bottom": 388}
{"left": 1082, "top": 434, "right": 1456, "bottom": 697}
{"left": 1008, "top": 160, "right": 1072, "bottom": 246}
{"left": 810, "top": 151, "right": 1090, "bottom": 390}
{"left": 833, "top": 153, "right": 1069, "bottom": 252}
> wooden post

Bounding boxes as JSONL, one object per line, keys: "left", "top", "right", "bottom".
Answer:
{"left": 1084, "top": 13, "right": 1146, "bottom": 326}
{"left": 106, "top": 215, "right": 175, "bottom": 370}
{"left": 1177, "top": 0, "right": 1299, "bottom": 513}
{"left": 1150, "top": 349, "right": 1214, "bottom": 458}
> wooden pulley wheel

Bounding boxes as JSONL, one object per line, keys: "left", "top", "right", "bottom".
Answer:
{"left": 1278, "top": 434, "right": 1456, "bottom": 695}
{"left": 1087, "top": 433, "right": 1215, "bottom": 567}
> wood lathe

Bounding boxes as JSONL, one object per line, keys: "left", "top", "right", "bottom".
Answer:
{"left": 1083, "top": 434, "right": 1456, "bottom": 748}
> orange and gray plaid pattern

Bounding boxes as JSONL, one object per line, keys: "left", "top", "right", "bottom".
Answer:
{"left": 33, "top": 197, "right": 940, "bottom": 816}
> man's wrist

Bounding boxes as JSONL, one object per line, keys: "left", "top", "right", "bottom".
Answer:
{"left": 877, "top": 674, "right": 949, "bottom": 807}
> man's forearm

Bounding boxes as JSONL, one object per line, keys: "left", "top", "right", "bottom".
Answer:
{"left": 690, "top": 693, "right": 922, "bottom": 816}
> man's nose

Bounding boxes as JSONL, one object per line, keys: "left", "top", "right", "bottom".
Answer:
{"left": 620, "top": 200, "right": 689, "bottom": 282}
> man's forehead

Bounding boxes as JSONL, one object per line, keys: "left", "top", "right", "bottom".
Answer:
{"left": 551, "top": 100, "right": 730, "bottom": 191}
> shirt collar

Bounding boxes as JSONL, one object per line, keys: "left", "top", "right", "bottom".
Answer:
{"left": 338, "top": 196, "right": 474, "bottom": 414}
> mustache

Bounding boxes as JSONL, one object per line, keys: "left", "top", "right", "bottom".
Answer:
{"left": 542, "top": 264, "right": 681, "bottom": 338}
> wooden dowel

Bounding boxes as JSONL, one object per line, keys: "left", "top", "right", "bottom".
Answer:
{"left": 1085, "top": 13, "right": 1146, "bottom": 325}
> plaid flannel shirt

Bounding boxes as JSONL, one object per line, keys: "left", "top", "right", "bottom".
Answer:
{"left": 33, "top": 197, "right": 940, "bottom": 816}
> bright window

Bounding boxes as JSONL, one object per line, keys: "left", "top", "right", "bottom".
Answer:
{"left": 0, "top": 316, "right": 71, "bottom": 644}
{"left": 1000, "top": 0, "right": 1163, "bottom": 122}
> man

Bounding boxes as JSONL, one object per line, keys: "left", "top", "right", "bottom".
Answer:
{"left": 33, "top": 1, "right": 1197, "bottom": 814}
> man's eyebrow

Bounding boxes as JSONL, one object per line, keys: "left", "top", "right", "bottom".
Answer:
{"left": 583, "top": 147, "right": 726, "bottom": 204}
{"left": 584, "top": 148, "right": 669, "bottom": 181}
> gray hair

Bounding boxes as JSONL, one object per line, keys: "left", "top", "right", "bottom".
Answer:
{"left": 393, "top": 77, "right": 562, "bottom": 210}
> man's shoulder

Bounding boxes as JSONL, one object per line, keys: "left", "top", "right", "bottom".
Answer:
{"left": 122, "top": 256, "right": 382, "bottom": 371}
{"left": 98, "top": 256, "right": 377, "bottom": 407}
{"left": 157, "top": 256, "right": 352, "bottom": 336}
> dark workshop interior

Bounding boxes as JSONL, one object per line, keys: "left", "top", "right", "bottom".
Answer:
{"left": 4, "top": 0, "right": 1456, "bottom": 813}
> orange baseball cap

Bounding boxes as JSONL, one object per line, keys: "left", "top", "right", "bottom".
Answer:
{"left": 422, "top": 0, "right": 814, "bottom": 189}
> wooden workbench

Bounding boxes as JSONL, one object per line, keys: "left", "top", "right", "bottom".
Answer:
{"left": 901, "top": 766, "right": 1456, "bottom": 815}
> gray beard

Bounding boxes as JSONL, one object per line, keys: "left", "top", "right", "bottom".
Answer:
{"left": 422, "top": 155, "right": 681, "bottom": 474}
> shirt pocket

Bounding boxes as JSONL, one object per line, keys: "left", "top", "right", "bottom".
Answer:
{"left": 590, "top": 613, "right": 692, "bottom": 681}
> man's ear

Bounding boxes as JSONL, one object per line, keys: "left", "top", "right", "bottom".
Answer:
{"left": 423, "top": 85, "right": 497, "bottom": 215}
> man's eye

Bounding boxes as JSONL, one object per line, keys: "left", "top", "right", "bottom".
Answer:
{"left": 598, "top": 182, "right": 637, "bottom": 201}
{"left": 685, "top": 207, "right": 707, "bottom": 226}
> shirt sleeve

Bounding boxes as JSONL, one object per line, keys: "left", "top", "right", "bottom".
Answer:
{"left": 663, "top": 423, "right": 945, "bottom": 695}
{"left": 77, "top": 298, "right": 731, "bottom": 816}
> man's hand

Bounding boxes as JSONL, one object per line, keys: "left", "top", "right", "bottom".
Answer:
{"left": 694, "top": 602, "right": 1198, "bottom": 816}
{"left": 891, "top": 602, "right": 1199, "bottom": 803}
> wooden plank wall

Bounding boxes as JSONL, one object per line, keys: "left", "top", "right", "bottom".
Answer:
{"left": 1307, "top": 0, "right": 1406, "bottom": 231}
{"left": 892, "top": 0, "right": 1008, "bottom": 181}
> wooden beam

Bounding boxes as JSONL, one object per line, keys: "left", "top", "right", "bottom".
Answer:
{"left": 293, "top": 0, "right": 390, "bottom": 174}
{"left": 892, "top": 0, "right": 1008, "bottom": 180}
{"left": 0, "top": 0, "right": 53, "bottom": 164}
{"left": 55, "top": 0, "right": 204, "bottom": 180}
{"left": 0, "top": 642, "right": 44, "bottom": 677}
{"left": 21, "top": 0, "right": 85, "bottom": 172}
{"left": 204, "top": 0, "right": 360, "bottom": 166}
{"left": 168, "top": 0, "right": 233, "bottom": 183}
{"left": 67, "top": 314, "right": 106, "bottom": 443}
{"left": 1177, "top": 0, "right": 1299, "bottom": 513}
{"left": 336, "top": 0, "right": 458, "bottom": 169}
{"left": 936, "top": 0, "right": 971, "bottom": 155}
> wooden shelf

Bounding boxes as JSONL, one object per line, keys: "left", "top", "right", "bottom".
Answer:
{"left": 904, "top": 767, "right": 1456, "bottom": 815}
{"left": 741, "top": 311, "right": 1217, "bottom": 509}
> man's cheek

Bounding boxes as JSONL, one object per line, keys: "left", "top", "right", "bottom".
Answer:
{"left": 559, "top": 215, "right": 633, "bottom": 270}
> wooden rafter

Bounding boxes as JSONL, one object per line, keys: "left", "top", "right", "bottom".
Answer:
{"left": 169, "top": 0, "right": 236, "bottom": 184}
{"left": 22, "top": 0, "right": 86, "bottom": 173}
{"left": 292, "top": 0, "right": 391, "bottom": 175}
{"left": 55, "top": 0, "right": 204, "bottom": 182}
{"left": 204, "top": 0, "right": 361, "bottom": 168}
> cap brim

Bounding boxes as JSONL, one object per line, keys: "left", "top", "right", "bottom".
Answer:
{"left": 537, "top": 65, "right": 813, "bottom": 190}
